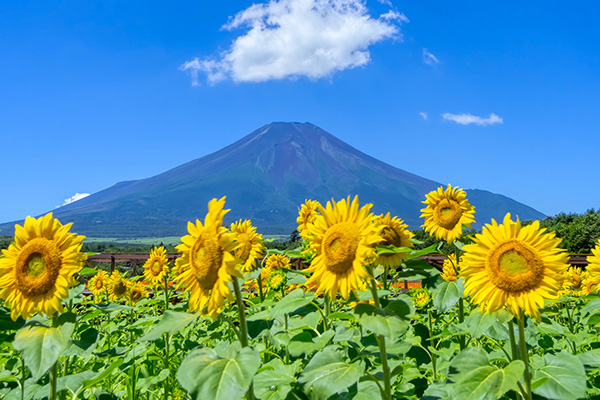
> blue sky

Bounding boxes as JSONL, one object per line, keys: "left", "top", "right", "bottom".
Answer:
{"left": 1, "top": 1, "right": 599, "bottom": 225}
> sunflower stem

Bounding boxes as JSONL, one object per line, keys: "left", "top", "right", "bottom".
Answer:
{"left": 368, "top": 276, "right": 391, "bottom": 400}
{"left": 454, "top": 248, "right": 466, "bottom": 350}
{"left": 508, "top": 320, "right": 518, "bottom": 361}
{"left": 517, "top": 311, "right": 532, "bottom": 400}
{"left": 233, "top": 277, "right": 255, "bottom": 400}
{"left": 257, "top": 274, "right": 265, "bottom": 304}
{"left": 49, "top": 361, "right": 58, "bottom": 400}
{"left": 164, "top": 273, "right": 169, "bottom": 312}
{"left": 427, "top": 309, "right": 438, "bottom": 382}
{"left": 163, "top": 332, "right": 170, "bottom": 400}
{"left": 324, "top": 294, "right": 331, "bottom": 330}
{"left": 21, "top": 356, "right": 26, "bottom": 400}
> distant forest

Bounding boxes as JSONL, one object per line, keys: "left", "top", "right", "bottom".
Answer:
{"left": 1, "top": 209, "right": 599, "bottom": 254}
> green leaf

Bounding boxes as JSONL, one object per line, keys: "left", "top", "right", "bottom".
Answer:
{"left": 138, "top": 310, "right": 200, "bottom": 341}
{"left": 376, "top": 245, "right": 413, "bottom": 255}
{"left": 353, "top": 303, "right": 409, "bottom": 339}
{"left": 13, "top": 318, "right": 75, "bottom": 381}
{"left": 580, "top": 298, "right": 600, "bottom": 316}
{"left": 298, "top": 346, "right": 364, "bottom": 400}
{"left": 448, "top": 347, "right": 524, "bottom": 400}
{"left": 532, "top": 351, "right": 586, "bottom": 400}
{"left": 407, "top": 244, "right": 439, "bottom": 260}
{"left": 288, "top": 330, "right": 335, "bottom": 357}
{"left": 270, "top": 289, "right": 314, "bottom": 318}
{"left": 253, "top": 359, "right": 300, "bottom": 400}
{"left": 0, "top": 307, "right": 25, "bottom": 331}
{"left": 433, "top": 281, "right": 460, "bottom": 313}
{"left": 463, "top": 309, "right": 497, "bottom": 339}
{"left": 78, "top": 267, "right": 97, "bottom": 275}
{"left": 177, "top": 346, "right": 261, "bottom": 400}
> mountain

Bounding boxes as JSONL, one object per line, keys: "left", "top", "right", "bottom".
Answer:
{"left": 0, "top": 122, "right": 545, "bottom": 237}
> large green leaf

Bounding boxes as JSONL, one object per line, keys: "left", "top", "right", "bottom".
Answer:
{"left": 270, "top": 289, "right": 314, "bottom": 318}
{"left": 462, "top": 309, "right": 497, "bottom": 339}
{"left": 353, "top": 303, "right": 409, "bottom": 339}
{"left": 298, "top": 346, "right": 364, "bottom": 400}
{"left": 448, "top": 347, "right": 524, "bottom": 400}
{"left": 433, "top": 281, "right": 460, "bottom": 313}
{"left": 138, "top": 310, "right": 200, "bottom": 342}
{"left": 13, "top": 315, "right": 76, "bottom": 381}
{"left": 253, "top": 359, "right": 300, "bottom": 400}
{"left": 532, "top": 351, "right": 586, "bottom": 400}
{"left": 177, "top": 346, "right": 261, "bottom": 400}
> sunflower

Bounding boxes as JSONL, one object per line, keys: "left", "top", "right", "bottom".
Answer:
{"left": 0, "top": 213, "right": 86, "bottom": 321}
{"left": 129, "top": 281, "right": 149, "bottom": 305}
{"left": 107, "top": 270, "right": 130, "bottom": 302}
{"left": 441, "top": 254, "right": 460, "bottom": 282}
{"left": 174, "top": 197, "right": 241, "bottom": 318}
{"left": 268, "top": 268, "right": 287, "bottom": 292}
{"left": 581, "top": 271, "right": 598, "bottom": 296}
{"left": 304, "top": 195, "right": 382, "bottom": 300}
{"left": 88, "top": 270, "right": 110, "bottom": 302}
{"left": 143, "top": 246, "right": 170, "bottom": 287}
{"left": 230, "top": 219, "right": 265, "bottom": 273}
{"left": 420, "top": 184, "right": 475, "bottom": 243}
{"left": 410, "top": 287, "right": 432, "bottom": 310}
{"left": 373, "top": 213, "right": 414, "bottom": 267}
{"left": 460, "top": 213, "right": 569, "bottom": 320}
{"left": 560, "top": 266, "right": 583, "bottom": 295}
{"left": 261, "top": 253, "right": 291, "bottom": 281}
{"left": 297, "top": 200, "right": 321, "bottom": 239}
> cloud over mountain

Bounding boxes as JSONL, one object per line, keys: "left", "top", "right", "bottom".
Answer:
{"left": 181, "top": 0, "right": 407, "bottom": 85}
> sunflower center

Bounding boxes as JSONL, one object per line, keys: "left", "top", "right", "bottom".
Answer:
{"left": 14, "top": 237, "right": 62, "bottom": 298}
{"left": 433, "top": 199, "right": 463, "bottom": 230}
{"left": 191, "top": 231, "right": 223, "bottom": 290}
{"left": 131, "top": 289, "right": 142, "bottom": 302}
{"left": 95, "top": 279, "right": 104, "bottom": 289}
{"left": 151, "top": 260, "right": 162, "bottom": 275}
{"left": 322, "top": 222, "right": 360, "bottom": 274}
{"left": 380, "top": 226, "right": 402, "bottom": 247}
{"left": 113, "top": 281, "right": 127, "bottom": 296}
{"left": 487, "top": 240, "right": 544, "bottom": 293}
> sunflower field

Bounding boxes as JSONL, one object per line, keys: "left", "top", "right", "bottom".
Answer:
{"left": 1, "top": 185, "right": 600, "bottom": 400}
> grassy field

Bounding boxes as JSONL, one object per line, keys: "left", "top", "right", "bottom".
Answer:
{"left": 84, "top": 234, "right": 290, "bottom": 245}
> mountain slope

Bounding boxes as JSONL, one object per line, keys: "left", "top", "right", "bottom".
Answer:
{"left": 0, "top": 122, "right": 545, "bottom": 237}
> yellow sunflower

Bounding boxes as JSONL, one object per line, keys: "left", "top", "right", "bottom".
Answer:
{"left": 441, "top": 254, "right": 460, "bottom": 282}
{"left": 304, "top": 195, "right": 383, "bottom": 300}
{"left": 581, "top": 271, "right": 598, "bottom": 296}
{"left": 410, "top": 287, "right": 432, "bottom": 310}
{"left": 107, "top": 270, "right": 130, "bottom": 302}
{"left": 560, "top": 266, "right": 583, "bottom": 295}
{"left": 143, "top": 246, "right": 170, "bottom": 287}
{"left": 0, "top": 213, "right": 86, "bottom": 321}
{"left": 420, "top": 184, "right": 475, "bottom": 243}
{"left": 88, "top": 270, "right": 110, "bottom": 302}
{"left": 129, "top": 281, "right": 149, "bottom": 305}
{"left": 230, "top": 219, "right": 265, "bottom": 273}
{"left": 297, "top": 200, "right": 321, "bottom": 239}
{"left": 261, "top": 253, "right": 291, "bottom": 281}
{"left": 267, "top": 268, "right": 287, "bottom": 292}
{"left": 460, "top": 213, "right": 569, "bottom": 320}
{"left": 174, "top": 197, "right": 241, "bottom": 318}
{"left": 373, "top": 212, "right": 414, "bottom": 267}
{"left": 584, "top": 240, "right": 600, "bottom": 294}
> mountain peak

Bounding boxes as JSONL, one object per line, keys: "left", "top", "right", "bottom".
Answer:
{"left": 0, "top": 122, "right": 546, "bottom": 237}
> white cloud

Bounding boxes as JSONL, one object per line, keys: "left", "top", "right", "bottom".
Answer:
{"left": 181, "top": 0, "right": 407, "bottom": 84}
{"left": 59, "top": 193, "right": 90, "bottom": 207}
{"left": 441, "top": 112, "right": 503, "bottom": 126}
{"left": 419, "top": 112, "right": 427, "bottom": 120}
{"left": 422, "top": 48, "right": 439, "bottom": 65}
